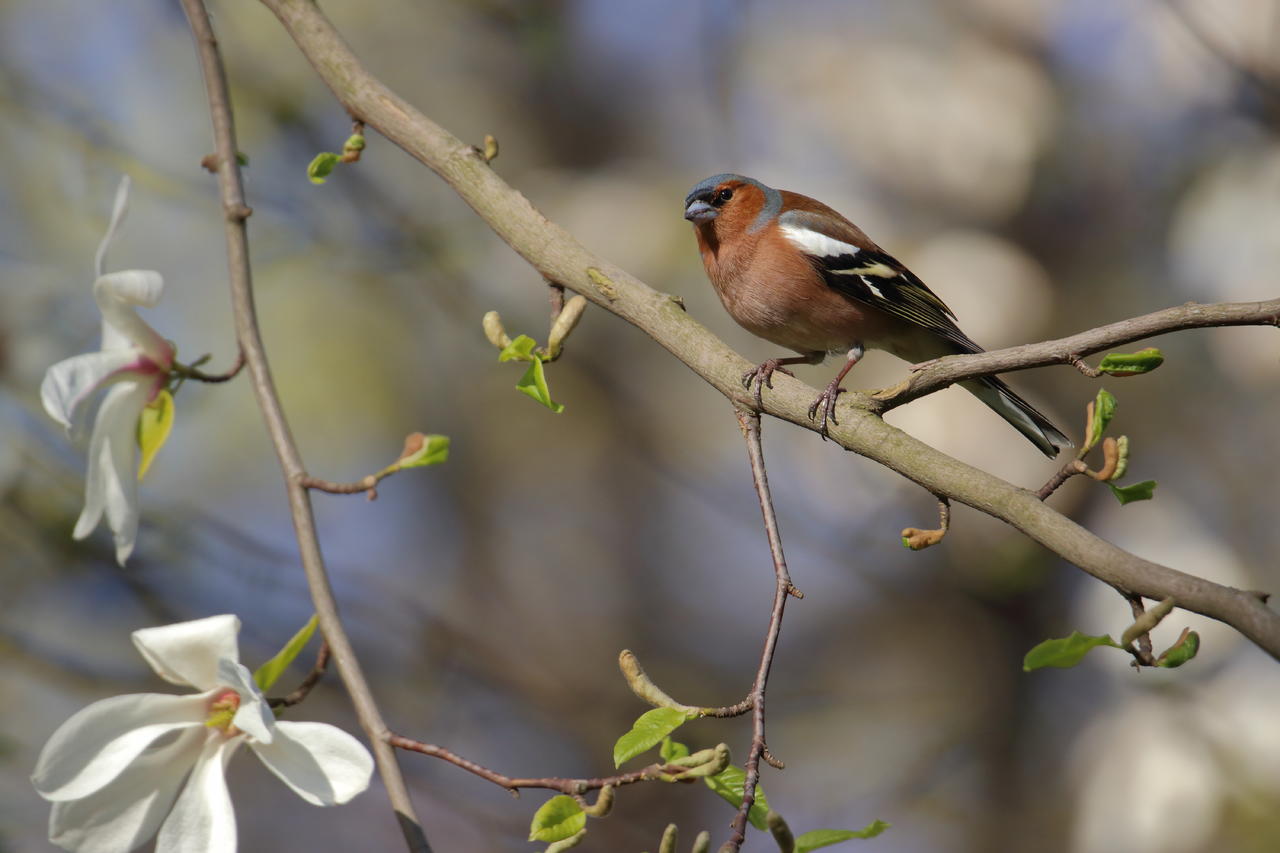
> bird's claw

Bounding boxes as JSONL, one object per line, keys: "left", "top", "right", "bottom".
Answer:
{"left": 742, "top": 360, "right": 795, "bottom": 410}
{"left": 807, "top": 383, "right": 845, "bottom": 439}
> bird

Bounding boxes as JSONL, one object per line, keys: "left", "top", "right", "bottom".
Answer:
{"left": 683, "top": 173, "right": 1071, "bottom": 457}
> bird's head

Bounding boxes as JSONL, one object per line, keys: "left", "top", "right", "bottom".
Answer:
{"left": 683, "top": 174, "right": 782, "bottom": 239}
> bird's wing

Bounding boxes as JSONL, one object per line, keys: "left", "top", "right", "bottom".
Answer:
{"left": 777, "top": 208, "right": 980, "bottom": 353}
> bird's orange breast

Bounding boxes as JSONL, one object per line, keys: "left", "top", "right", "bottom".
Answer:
{"left": 695, "top": 223, "right": 904, "bottom": 356}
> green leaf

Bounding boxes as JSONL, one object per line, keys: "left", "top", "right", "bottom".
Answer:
{"left": 659, "top": 737, "right": 690, "bottom": 762}
{"left": 236, "top": 152, "right": 249, "bottom": 166}
{"left": 307, "top": 152, "right": 341, "bottom": 184}
{"left": 398, "top": 434, "right": 450, "bottom": 469}
{"left": 529, "top": 795, "right": 586, "bottom": 843}
{"left": 614, "top": 707, "right": 695, "bottom": 768}
{"left": 1099, "top": 348, "right": 1164, "bottom": 377}
{"left": 705, "top": 765, "right": 770, "bottom": 831}
{"left": 516, "top": 359, "right": 565, "bottom": 413}
{"left": 136, "top": 389, "right": 175, "bottom": 480}
{"left": 1086, "top": 388, "right": 1118, "bottom": 449}
{"left": 796, "top": 822, "right": 891, "bottom": 852}
{"left": 1156, "top": 629, "right": 1200, "bottom": 668}
{"left": 253, "top": 614, "right": 318, "bottom": 691}
{"left": 343, "top": 133, "right": 366, "bottom": 153}
{"left": 498, "top": 334, "right": 539, "bottom": 362}
{"left": 1109, "top": 479, "right": 1157, "bottom": 505}
{"left": 1022, "top": 631, "right": 1121, "bottom": 672}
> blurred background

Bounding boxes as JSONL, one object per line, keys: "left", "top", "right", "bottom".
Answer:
{"left": 2, "top": 0, "right": 1279, "bottom": 850}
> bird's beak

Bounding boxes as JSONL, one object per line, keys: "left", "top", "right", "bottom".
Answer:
{"left": 684, "top": 199, "right": 717, "bottom": 223}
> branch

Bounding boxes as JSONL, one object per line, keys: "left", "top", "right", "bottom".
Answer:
{"left": 269, "top": 641, "right": 330, "bottom": 708}
{"left": 178, "top": 3, "right": 430, "bottom": 849}
{"left": 1122, "top": 594, "right": 1159, "bottom": 667}
{"left": 722, "top": 407, "right": 800, "bottom": 852}
{"left": 870, "top": 299, "right": 1280, "bottom": 411}
{"left": 389, "top": 735, "right": 679, "bottom": 795}
{"left": 174, "top": 348, "right": 246, "bottom": 383}
{"left": 257, "top": 0, "right": 1280, "bottom": 664}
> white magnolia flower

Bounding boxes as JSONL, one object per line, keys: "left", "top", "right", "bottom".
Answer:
{"left": 41, "top": 176, "right": 176, "bottom": 565}
{"left": 32, "top": 615, "right": 373, "bottom": 853}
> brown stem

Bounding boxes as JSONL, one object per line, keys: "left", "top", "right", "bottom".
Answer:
{"left": 873, "top": 299, "right": 1280, "bottom": 411}
{"left": 300, "top": 475, "right": 379, "bottom": 495}
{"left": 1037, "top": 458, "right": 1087, "bottom": 501}
{"left": 701, "top": 698, "right": 755, "bottom": 718}
{"left": 388, "top": 735, "right": 677, "bottom": 794}
{"left": 1068, "top": 354, "right": 1103, "bottom": 378}
{"left": 901, "top": 494, "right": 951, "bottom": 550}
{"left": 1124, "top": 594, "right": 1157, "bottom": 666}
{"left": 723, "top": 407, "right": 798, "bottom": 851}
{"left": 270, "top": 641, "right": 331, "bottom": 708}
{"left": 178, "top": 2, "right": 429, "bottom": 849}
{"left": 178, "top": 348, "right": 246, "bottom": 383}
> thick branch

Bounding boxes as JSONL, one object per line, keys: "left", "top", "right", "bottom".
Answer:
{"left": 179, "top": 2, "right": 429, "bottom": 849}
{"left": 258, "top": 0, "right": 1280, "bottom": 661}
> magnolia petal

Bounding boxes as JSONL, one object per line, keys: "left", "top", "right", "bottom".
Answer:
{"left": 218, "top": 658, "right": 275, "bottom": 745}
{"left": 251, "top": 721, "right": 374, "bottom": 806}
{"left": 94, "top": 176, "right": 131, "bottom": 279}
{"left": 94, "top": 269, "right": 164, "bottom": 311}
{"left": 73, "top": 380, "right": 152, "bottom": 565}
{"left": 33, "top": 691, "right": 212, "bottom": 801}
{"left": 47, "top": 725, "right": 206, "bottom": 853}
{"left": 94, "top": 271, "right": 172, "bottom": 365}
{"left": 40, "top": 350, "right": 140, "bottom": 432}
{"left": 155, "top": 735, "right": 241, "bottom": 853}
{"left": 133, "top": 615, "right": 242, "bottom": 690}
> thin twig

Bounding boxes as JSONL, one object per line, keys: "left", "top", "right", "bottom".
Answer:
{"left": 302, "top": 432, "right": 439, "bottom": 500}
{"left": 873, "top": 299, "right": 1280, "bottom": 411}
{"left": 901, "top": 494, "right": 951, "bottom": 549}
{"left": 388, "top": 735, "right": 676, "bottom": 795}
{"left": 300, "top": 470, "right": 402, "bottom": 501}
{"left": 1068, "top": 354, "right": 1102, "bottom": 378}
{"left": 177, "top": 3, "right": 430, "bottom": 849}
{"left": 1123, "top": 594, "right": 1157, "bottom": 666}
{"left": 723, "top": 406, "right": 800, "bottom": 852}
{"left": 270, "top": 641, "right": 331, "bottom": 708}
{"left": 300, "top": 475, "right": 380, "bottom": 496}
{"left": 701, "top": 698, "right": 755, "bottom": 718}
{"left": 1036, "top": 458, "right": 1087, "bottom": 501}
{"left": 176, "top": 348, "right": 246, "bottom": 383}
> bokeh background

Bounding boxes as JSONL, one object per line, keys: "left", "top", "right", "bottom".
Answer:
{"left": 2, "top": 0, "right": 1279, "bottom": 851}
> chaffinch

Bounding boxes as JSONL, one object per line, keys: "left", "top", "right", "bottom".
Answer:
{"left": 683, "top": 173, "right": 1071, "bottom": 457}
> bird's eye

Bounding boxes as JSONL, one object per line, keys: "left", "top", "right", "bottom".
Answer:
{"left": 714, "top": 188, "right": 734, "bottom": 205}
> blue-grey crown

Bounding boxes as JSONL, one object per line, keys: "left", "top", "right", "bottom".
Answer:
{"left": 684, "top": 173, "right": 782, "bottom": 233}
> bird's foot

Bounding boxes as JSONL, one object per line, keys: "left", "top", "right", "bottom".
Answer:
{"left": 807, "top": 379, "right": 846, "bottom": 439}
{"left": 742, "top": 360, "right": 795, "bottom": 409}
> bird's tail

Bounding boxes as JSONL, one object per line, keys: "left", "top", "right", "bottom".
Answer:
{"left": 961, "top": 377, "right": 1073, "bottom": 458}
